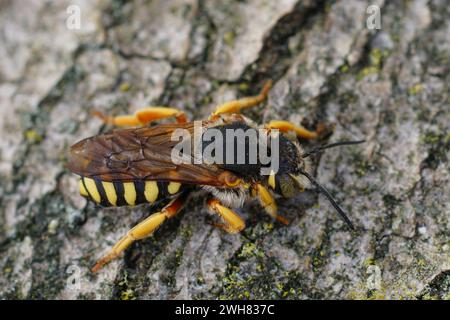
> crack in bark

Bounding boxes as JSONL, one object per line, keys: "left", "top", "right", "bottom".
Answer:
{"left": 240, "top": 0, "right": 328, "bottom": 89}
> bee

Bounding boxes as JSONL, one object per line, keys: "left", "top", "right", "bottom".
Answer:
{"left": 67, "top": 80, "right": 364, "bottom": 272}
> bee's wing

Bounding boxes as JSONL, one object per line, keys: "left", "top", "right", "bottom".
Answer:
{"left": 66, "top": 122, "right": 239, "bottom": 187}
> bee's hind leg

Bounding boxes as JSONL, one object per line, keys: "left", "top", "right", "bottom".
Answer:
{"left": 91, "top": 193, "right": 188, "bottom": 273}
{"left": 93, "top": 106, "right": 187, "bottom": 127}
{"left": 211, "top": 80, "right": 272, "bottom": 116}
{"left": 207, "top": 199, "right": 245, "bottom": 234}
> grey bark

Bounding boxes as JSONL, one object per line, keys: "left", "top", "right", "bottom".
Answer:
{"left": 0, "top": 0, "right": 448, "bottom": 299}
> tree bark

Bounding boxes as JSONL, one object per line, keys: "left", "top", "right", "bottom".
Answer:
{"left": 0, "top": 0, "right": 448, "bottom": 299}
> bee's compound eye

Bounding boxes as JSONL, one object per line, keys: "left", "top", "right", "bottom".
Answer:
{"left": 289, "top": 174, "right": 305, "bottom": 191}
{"left": 279, "top": 175, "right": 295, "bottom": 198}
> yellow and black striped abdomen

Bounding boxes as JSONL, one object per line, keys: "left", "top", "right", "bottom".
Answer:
{"left": 78, "top": 177, "right": 183, "bottom": 207}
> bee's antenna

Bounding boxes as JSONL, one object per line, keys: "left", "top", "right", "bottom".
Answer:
{"left": 302, "top": 140, "right": 365, "bottom": 158}
{"left": 299, "top": 170, "right": 355, "bottom": 230}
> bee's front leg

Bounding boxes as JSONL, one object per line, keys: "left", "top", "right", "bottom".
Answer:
{"left": 206, "top": 199, "right": 245, "bottom": 234}
{"left": 92, "top": 106, "right": 187, "bottom": 127}
{"left": 91, "top": 193, "right": 188, "bottom": 272}
{"left": 265, "top": 120, "right": 325, "bottom": 140}
{"left": 253, "top": 183, "right": 289, "bottom": 225}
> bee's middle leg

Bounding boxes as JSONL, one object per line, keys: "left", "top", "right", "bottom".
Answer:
{"left": 206, "top": 199, "right": 245, "bottom": 234}
{"left": 211, "top": 80, "right": 272, "bottom": 116}
{"left": 93, "top": 106, "right": 187, "bottom": 127}
{"left": 91, "top": 193, "right": 188, "bottom": 272}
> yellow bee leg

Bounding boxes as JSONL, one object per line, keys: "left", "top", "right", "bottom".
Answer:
{"left": 92, "top": 107, "right": 187, "bottom": 127}
{"left": 207, "top": 199, "right": 245, "bottom": 234}
{"left": 135, "top": 107, "right": 187, "bottom": 124}
{"left": 254, "top": 183, "right": 289, "bottom": 225}
{"left": 266, "top": 120, "right": 323, "bottom": 140}
{"left": 92, "top": 194, "right": 187, "bottom": 273}
{"left": 212, "top": 80, "right": 272, "bottom": 116}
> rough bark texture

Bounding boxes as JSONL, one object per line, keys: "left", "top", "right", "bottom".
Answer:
{"left": 0, "top": 0, "right": 449, "bottom": 299}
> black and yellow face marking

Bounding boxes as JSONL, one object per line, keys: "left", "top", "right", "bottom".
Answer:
{"left": 79, "top": 177, "right": 183, "bottom": 207}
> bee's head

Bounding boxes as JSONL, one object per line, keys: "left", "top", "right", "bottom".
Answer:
{"left": 266, "top": 135, "right": 365, "bottom": 230}
{"left": 267, "top": 134, "right": 310, "bottom": 198}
